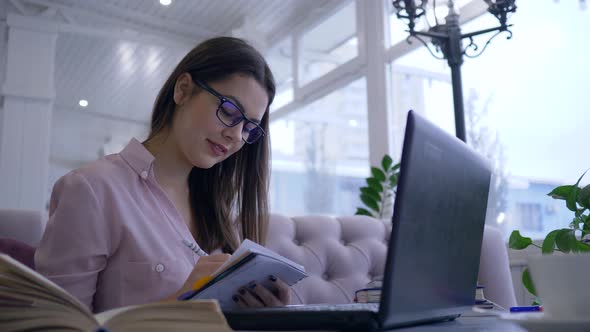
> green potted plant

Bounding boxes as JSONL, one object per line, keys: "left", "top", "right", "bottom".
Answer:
{"left": 509, "top": 170, "right": 590, "bottom": 299}
{"left": 355, "top": 155, "right": 400, "bottom": 221}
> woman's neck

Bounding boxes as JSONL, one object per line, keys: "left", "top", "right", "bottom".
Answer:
{"left": 143, "top": 132, "right": 192, "bottom": 191}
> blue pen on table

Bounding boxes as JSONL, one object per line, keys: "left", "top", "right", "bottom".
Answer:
{"left": 182, "top": 239, "right": 208, "bottom": 256}
{"left": 510, "top": 305, "right": 543, "bottom": 313}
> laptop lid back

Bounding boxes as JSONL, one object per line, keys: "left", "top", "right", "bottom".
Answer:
{"left": 378, "top": 111, "right": 491, "bottom": 328}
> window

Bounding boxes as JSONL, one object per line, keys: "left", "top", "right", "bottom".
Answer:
{"left": 265, "top": 38, "right": 293, "bottom": 111}
{"left": 389, "top": 48, "right": 454, "bottom": 158}
{"left": 388, "top": 1, "right": 590, "bottom": 240}
{"left": 299, "top": 1, "right": 358, "bottom": 85}
{"left": 459, "top": 1, "right": 590, "bottom": 239}
{"left": 270, "top": 78, "right": 368, "bottom": 216}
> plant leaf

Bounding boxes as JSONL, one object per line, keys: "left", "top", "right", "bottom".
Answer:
{"left": 371, "top": 167, "right": 386, "bottom": 182}
{"left": 367, "top": 178, "right": 383, "bottom": 193}
{"left": 360, "top": 194, "right": 380, "bottom": 213}
{"left": 566, "top": 186, "right": 580, "bottom": 212}
{"left": 389, "top": 174, "right": 399, "bottom": 188}
{"left": 578, "top": 184, "right": 590, "bottom": 209}
{"left": 567, "top": 170, "right": 589, "bottom": 212}
{"left": 381, "top": 155, "right": 393, "bottom": 172}
{"left": 508, "top": 231, "right": 533, "bottom": 250}
{"left": 355, "top": 207, "right": 374, "bottom": 217}
{"left": 392, "top": 163, "right": 401, "bottom": 171}
{"left": 555, "top": 229, "right": 578, "bottom": 253}
{"left": 582, "top": 216, "right": 590, "bottom": 238}
{"left": 360, "top": 186, "right": 381, "bottom": 202}
{"left": 548, "top": 185, "right": 574, "bottom": 200}
{"left": 541, "top": 230, "right": 560, "bottom": 254}
{"left": 522, "top": 268, "right": 537, "bottom": 296}
{"left": 577, "top": 240, "right": 590, "bottom": 252}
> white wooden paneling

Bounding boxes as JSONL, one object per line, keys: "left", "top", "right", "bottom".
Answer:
{"left": 0, "top": 14, "right": 56, "bottom": 212}
{"left": 3, "top": 14, "right": 57, "bottom": 99}
{"left": 0, "top": 96, "right": 53, "bottom": 211}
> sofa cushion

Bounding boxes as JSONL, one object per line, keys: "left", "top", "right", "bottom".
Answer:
{"left": 266, "top": 214, "right": 389, "bottom": 304}
{"left": 0, "top": 238, "right": 36, "bottom": 270}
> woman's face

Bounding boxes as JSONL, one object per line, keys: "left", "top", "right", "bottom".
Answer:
{"left": 171, "top": 73, "right": 268, "bottom": 169}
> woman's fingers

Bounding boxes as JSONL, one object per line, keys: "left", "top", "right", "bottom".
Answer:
{"left": 235, "top": 286, "right": 265, "bottom": 308}
{"left": 234, "top": 276, "right": 291, "bottom": 308}
{"left": 269, "top": 275, "right": 291, "bottom": 304}
{"left": 245, "top": 282, "right": 282, "bottom": 307}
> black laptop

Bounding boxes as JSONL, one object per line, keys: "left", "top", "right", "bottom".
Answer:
{"left": 224, "top": 111, "right": 492, "bottom": 331}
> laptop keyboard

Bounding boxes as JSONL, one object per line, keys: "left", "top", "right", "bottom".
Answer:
{"left": 277, "top": 302, "right": 379, "bottom": 312}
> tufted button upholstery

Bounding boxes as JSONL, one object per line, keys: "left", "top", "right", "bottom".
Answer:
{"left": 266, "top": 214, "right": 389, "bottom": 305}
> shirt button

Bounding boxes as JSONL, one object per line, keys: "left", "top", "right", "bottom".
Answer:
{"left": 140, "top": 171, "right": 148, "bottom": 179}
{"left": 155, "top": 263, "right": 165, "bottom": 273}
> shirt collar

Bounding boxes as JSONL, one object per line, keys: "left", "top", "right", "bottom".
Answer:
{"left": 119, "top": 138, "right": 155, "bottom": 177}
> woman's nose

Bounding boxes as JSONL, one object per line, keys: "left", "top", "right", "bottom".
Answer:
{"left": 222, "top": 121, "right": 244, "bottom": 142}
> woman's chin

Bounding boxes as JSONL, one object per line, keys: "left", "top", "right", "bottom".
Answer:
{"left": 190, "top": 156, "right": 221, "bottom": 169}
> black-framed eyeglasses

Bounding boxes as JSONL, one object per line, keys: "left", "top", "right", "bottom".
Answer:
{"left": 194, "top": 80, "right": 266, "bottom": 144}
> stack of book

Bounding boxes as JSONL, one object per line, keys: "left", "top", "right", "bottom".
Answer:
{"left": 354, "top": 276, "right": 382, "bottom": 304}
{"left": 354, "top": 278, "right": 496, "bottom": 309}
{"left": 474, "top": 284, "right": 495, "bottom": 309}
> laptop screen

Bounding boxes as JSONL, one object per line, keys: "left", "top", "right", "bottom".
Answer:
{"left": 378, "top": 111, "right": 491, "bottom": 328}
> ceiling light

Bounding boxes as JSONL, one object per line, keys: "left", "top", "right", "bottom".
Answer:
{"left": 160, "top": 0, "right": 172, "bottom": 6}
{"left": 348, "top": 119, "right": 358, "bottom": 127}
{"left": 79, "top": 99, "right": 88, "bottom": 107}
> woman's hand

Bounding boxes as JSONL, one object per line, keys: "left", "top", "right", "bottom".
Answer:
{"left": 233, "top": 275, "right": 291, "bottom": 308}
{"left": 165, "top": 254, "right": 231, "bottom": 301}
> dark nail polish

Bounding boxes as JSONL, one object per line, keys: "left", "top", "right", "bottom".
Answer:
{"left": 232, "top": 295, "right": 239, "bottom": 302}
{"left": 248, "top": 282, "right": 257, "bottom": 289}
{"left": 239, "top": 288, "right": 246, "bottom": 295}
{"left": 269, "top": 275, "right": 277, "bottom": 282}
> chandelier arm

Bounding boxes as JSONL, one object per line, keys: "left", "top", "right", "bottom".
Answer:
{"left": 463, "top": 29, "right": 513, "bottom": 59}
{"left": 406, "top": 34, "right": 446, "bottom": 60}
{"left": 461, "top": 25, "right": 505, "bottom": 39}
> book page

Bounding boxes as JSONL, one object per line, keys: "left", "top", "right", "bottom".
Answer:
{"left": 100, "top": 300, "right": 232, "bottom": 332}
{"left": 0, "top": 254, "right": 92, "bottom": 318}
{"left": 212, "top": 239, "right": 305, "bottom": 277}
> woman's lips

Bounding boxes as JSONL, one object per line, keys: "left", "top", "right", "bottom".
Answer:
{"left": 207, "top": 139, "right": 228, "bottom": 156}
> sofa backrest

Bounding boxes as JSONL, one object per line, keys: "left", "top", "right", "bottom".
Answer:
{"left": 266, "top": 213, "right": 517, "bottom": 309}
{"left": 0, "top": 209, "right": 515, "bottom": 309}
{"left": 266, "top": 214, "right": 389, "bottom": 305}
{"left": 0, "top": 209, "right": 43, "bottom": 247}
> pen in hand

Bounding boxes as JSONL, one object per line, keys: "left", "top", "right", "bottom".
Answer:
{"left": 182, "top": 239, "right": 209, "bottom": 256}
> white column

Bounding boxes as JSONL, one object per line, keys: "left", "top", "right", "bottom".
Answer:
{"left": 0, "top": 14, "right": 57, "bottom": 213}
{"left": 359, "top": 0, "right": 392, "bottom": 167}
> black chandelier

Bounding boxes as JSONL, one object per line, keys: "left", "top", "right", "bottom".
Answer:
{"left": 392, "top": 0, "right": 516, "bottom": 142}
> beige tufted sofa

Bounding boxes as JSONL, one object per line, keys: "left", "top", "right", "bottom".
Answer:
{"left": 266, "top": 213, "right": 517, "bottom": 309}
{"left": 0, "top": 209, "right": 516, "bottom": 309}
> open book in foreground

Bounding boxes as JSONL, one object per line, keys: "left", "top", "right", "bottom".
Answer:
{"left": 187, "top": 239, "right": 308, "bottom": 310}
{"left": 0, "top": 254, "right": 233, "bottom": 332}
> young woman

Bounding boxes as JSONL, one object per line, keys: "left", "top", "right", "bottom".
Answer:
{"left": 35, "top": 37, "right": 290, "bottom": 313}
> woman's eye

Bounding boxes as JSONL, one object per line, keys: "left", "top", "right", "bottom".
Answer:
{"left": 220, "top": 107, "right": 232, "bottom": 116}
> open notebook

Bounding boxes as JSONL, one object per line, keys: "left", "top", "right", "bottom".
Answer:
{"left": 185, "top": 239, "right": 308, "bottom": 310}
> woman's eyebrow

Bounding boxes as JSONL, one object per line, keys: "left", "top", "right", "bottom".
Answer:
{"left": 226, "top": 94, "right": 262, "bottom": 123}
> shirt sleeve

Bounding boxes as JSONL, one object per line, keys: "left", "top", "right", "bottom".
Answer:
{"left": 35, "top": 171, "right": 112, "bottom": 311}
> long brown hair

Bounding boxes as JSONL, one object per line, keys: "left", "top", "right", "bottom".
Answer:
{"left": 146, "top": 37, "right": 275, "bottom": 253}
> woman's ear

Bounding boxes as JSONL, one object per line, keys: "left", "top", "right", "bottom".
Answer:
{"left": 173, "top": 72, "right": 193, "bottom": 105}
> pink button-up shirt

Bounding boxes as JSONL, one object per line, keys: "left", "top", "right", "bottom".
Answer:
{"left": 35, "top": 138, "right": 206, "bottom": 313}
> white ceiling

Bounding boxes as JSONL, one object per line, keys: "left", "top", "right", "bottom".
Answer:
{"left": 2, "top": 0, "right": 344, "bottom": 121}
{"left": 0, "top": 0, "right": 347, "bottom": 169}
